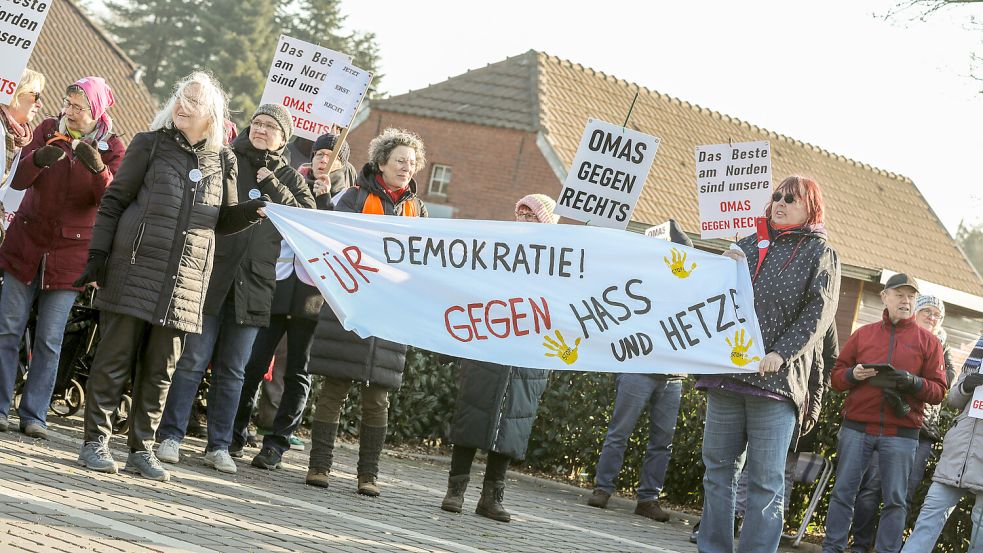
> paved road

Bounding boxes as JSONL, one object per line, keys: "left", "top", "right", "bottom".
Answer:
{"left": 0, "top": 415, "right": 819, "bottom": 552}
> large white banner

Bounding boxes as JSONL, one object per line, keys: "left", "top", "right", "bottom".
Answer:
{"left": 0, "top": 0, "right": 50, "bottom": 105}
{"left": 694, "top": 140, "right": 772, "bottom": 239}
{"left": 259, "top": 35, "right": 350, "bottom": 140}
{"left": 553, "top": 119, "right": 659, "bottom": 230}
{"left": 265, "top": 204, "right": 765, "bottom": 375}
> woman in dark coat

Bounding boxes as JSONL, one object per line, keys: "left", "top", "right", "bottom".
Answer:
{"left": 0, "top": 76, "right": 123, "bottom": 438}
{"left": 304, "top": 128, "right": 427, "bottom": 496}
{"left": 73, "top": 72, "right": 266, "bottom": 482}
{"left": 439, "top": 194, "right": 558, "bottom": 523}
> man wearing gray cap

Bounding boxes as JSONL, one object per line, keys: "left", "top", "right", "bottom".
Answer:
{"left": 821, "top": 273, "right": 948, "bottom": 553}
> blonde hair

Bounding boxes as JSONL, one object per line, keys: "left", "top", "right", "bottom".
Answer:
{"left": 151, "top": 71, "right": 228, "bottom": 151}
{"left": 368, "top": 128, "right": 427, "bottom": 173}
{"left": 8, "top": 68, "right": 45, "bottom": 106}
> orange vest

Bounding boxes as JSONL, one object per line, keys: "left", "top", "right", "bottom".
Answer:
{"left": 361, "top": 191, "right": 418, "bottom": 217}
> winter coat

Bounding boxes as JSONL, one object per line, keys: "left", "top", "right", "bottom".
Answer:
{"left": 932, "top": 335, "right": 983, "bottom": 494}
{"left": 831, "top": 310, "right": 947, "bottom": 437}
{"left": 449, "top": 359, "right": 549, "bottom": 460}
{"left": 0, "top": 117, "right": 124, "bottom": 290}
{"left": 307, "top": 164, "right": 428, "bottom": 389}
{"left": 90, "top": 127, "right": 257, "bottom": 333}
{"left": 201, "top": 130, "right": 315, "bottom": 327}
{"left": 701, "top": 223, "right": 841, "bottom": 444}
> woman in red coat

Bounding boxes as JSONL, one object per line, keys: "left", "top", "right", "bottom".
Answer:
{"left": 0, "top": 77, "right": 124, "bottom": 438}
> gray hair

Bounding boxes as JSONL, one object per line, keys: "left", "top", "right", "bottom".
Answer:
{"left": 150, "top": 71, "right": 228, "bottom": 152}
{"left": 367, "top": 128, "right": 427, "bottom": 173}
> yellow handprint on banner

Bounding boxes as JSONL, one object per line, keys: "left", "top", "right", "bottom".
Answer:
{"left": 664, "top": 248, "right": 697, "bottom": 279}
{"left": 726, "top": 329, "right": 761, "bottom": 367}
{"left": 543, "top": 330, "right": 581, "bottom": 365}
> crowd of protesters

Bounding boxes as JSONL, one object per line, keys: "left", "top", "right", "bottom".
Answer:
{"left": 0, "top": 66, "right": 978, "bottom": 553}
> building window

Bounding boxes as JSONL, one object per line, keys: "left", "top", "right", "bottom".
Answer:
{"left": 428, "top": 164, "right": 452, "bottom": 196}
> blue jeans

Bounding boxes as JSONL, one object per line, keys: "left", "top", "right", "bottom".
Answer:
{"left": 232, "top": 314, "right": 316, "bottom": 455}
{"left": 850, "top": 438, "right": 934, "bottom": 549}
{"left": 901, "top": 482, "right": 983, "bottom": 553}
{"left": 593, "top": 375, "right": 682, "bottom": 501}
{"left": 158, "top": 299, "right": 258, "bottom": 451}
{"left": 0, "top": 273, "right": 78, "bottom": 428}
{"left": 822, "top": 426, "right": 917, "bottom": 553}
{"left": 698, "top": 389, "right": 796, "bottom": 553}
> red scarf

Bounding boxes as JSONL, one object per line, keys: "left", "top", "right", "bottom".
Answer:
{"left": 375, "top": 174, "right": 409, "bottom": 205}
{"left": 0, "top": 105, "right": 32, "bottom": 148}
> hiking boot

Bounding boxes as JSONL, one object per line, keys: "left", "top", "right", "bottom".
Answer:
{"left": 357, "top": 474, "right": 380, "bottom": 496}
{"left": 203, "top": 449, "right": 238, "bottom": 474}
{"left": 441, "top": 474, "right": 470, "bottom": 513}
{"left": 306, "top": 468, "right": 330, "bottom": 488}
{"left": 634, "top": 500, "right": 670, "bottom": 522}
{"left": 156, "top": 438, "right": 181, "bottom": 464}
{"left": 288, "top": 434, "right": 305, "bottom": 451}
{"left": 588, "top": 488, "right": 611, "bottom": 508}
{"left": 475, "top": 480, "right": 510, "bottom": 522}
{"left": 78, "top": 438, "right": 118, "bottom": 474}
{"left": 0, "top": 413, "right": 8, "bottom": 432}
{"left": 124, "top": 450, "right": 170, "bottom": 482}
{"left": 22, "top": 422, "right": 48, "bottom": 440}
{"left": 251, "top": 447, "right": 282, "bottom": 470}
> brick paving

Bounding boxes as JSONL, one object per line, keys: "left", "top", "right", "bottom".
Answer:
{"left": 0, "top": 415, "right": 820, "bottom": 552}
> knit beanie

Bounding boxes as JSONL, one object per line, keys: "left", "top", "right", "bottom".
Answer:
{"left": 516, "top": 194, "right": 559, "bottom": 224}
{"left": 252, "top": 103, "right": 293, "bottom": 140}
{"left": 71, "top": 76, "right": 114, "bottom": 129}
{"left": 312, "top": 132, "right": 350, "bottom": 166}
{"left": 915, "top": 294, "right": 945, "bottom": 320}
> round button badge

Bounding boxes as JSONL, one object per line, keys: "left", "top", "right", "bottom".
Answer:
{"left": 248, "top": 188, "right": 261, "bottom": 200}
{"left": 757, "top": 239, "right": 770, "bottom": 249}
{"left": 97, "top": 140, "right": 109, "bottom": 151}
{"left": 188, "top": 168, "right": 203, "bottom": 183}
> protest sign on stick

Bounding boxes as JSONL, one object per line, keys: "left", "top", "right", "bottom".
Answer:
{"left": 259, "top": 35, "right": 350, "bottom": 140}
{"left": 553, "top": 119, "right": 659, "bottom": 230}
{"left": 0, "top": 0, "right": 50, "bottom": 105}
{"left": 644, "top": 221, "right": 672, "bottom": 241}
{"left": 694, "top": 140, "right": 772, "bottom": 239}
{"left": 310, "top": 60, "right": 373, "bottom": 177}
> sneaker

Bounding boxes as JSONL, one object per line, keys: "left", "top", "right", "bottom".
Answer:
{"left": 22, "top": 422, "right": 48, "bottom": 440}
{"left": 203, "top": 449, "right": 238, "bottom": 474}
{"left": 78, "top": 438, "right": 118, "bottom": 474}
{"left": 0, "top": 413, "right": 9, "bottom": 432}
{"left": 587, "top": 488, "right": 611, "bottom": 508}
{"left": 124, "top": 450, "right": 170, "bottom": 482}
{"left": 634, "top": 500, "right": 670, "bottom": 522}
{"left": 288, "top": 435, "right": 305, "bottom": 451}
{"left": 251, "top": 447, "right": 282, "bottom": 470}
{"left": 156, "top": 438, "right": 181, "bottom": 464}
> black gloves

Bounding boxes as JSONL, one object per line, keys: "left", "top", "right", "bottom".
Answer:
{"left": 33, "top": 145, "right": 66, "bottom": 168}
{"left": 74, "top": 141, "right": 105, "bottom": 174}
{"left": 883, "top": 389, "right": 911, "bottom": 418}
{"left": 888, "top": 370, "right": 924, "bottom": 394}
{"left": 72, "top": 251, "right": 109, "bottom": 288}
{"left": 962, "top": 373, "right": 983, "bottom": 393}
{"left": 239, "top": 195, "right": 269, "bottom": 223}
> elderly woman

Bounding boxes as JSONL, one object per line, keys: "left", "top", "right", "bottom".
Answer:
{"left": 0, "top": 68, "right": 46, "bottom": 243}
{"left": 74, "top": 71, "right": 266, "bottom": 481}
{"left": 439, "top": 194, "right": 557, "bottom": 523}
{"left": 696, "top": 175, "right": 840, "bottom": 553}
{"left": 155, "top": 104, "right": 314, "bottom": 475}
{"left": 0, "top": 76, "right": 124, "bottom": 439}
{"left": 302, "top": 128, "right": 427, "bottom": 494}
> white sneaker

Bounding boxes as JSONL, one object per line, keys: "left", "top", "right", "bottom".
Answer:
{"left": 203, "top": 449, "right": 238, "bottom": 474}
{"left": 156, "top": 438, "right": 181, "bottom": 464}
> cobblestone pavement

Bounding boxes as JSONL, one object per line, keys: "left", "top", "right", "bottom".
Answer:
{"left": 0, "top": 415, "right": 820, "bottom": 552}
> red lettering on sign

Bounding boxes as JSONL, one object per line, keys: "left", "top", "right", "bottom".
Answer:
{"left": 973, "top": 399, "right": 983, "bottom": 410}
{"left": 307, "top": 245, "right": 378, "bottom": 294}
{"left": 444, "top": 297, "right": 552, "bottom": 343}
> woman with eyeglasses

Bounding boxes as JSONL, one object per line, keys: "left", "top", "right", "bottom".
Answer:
{"left": 0, "top": 68, "right": 46, "bottom": 245}
{"left": 0, "top": 76, "right": 125, "bottom": 439}
{"left": 695, "top": 175, "right": 841, "bottom": 553}
{"left": 73, "top": 72, "right": 267, "bottom": 481}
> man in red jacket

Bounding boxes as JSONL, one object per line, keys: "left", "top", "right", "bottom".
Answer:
{"left": 821, "top": 273, "right": 946, "bottom": 553}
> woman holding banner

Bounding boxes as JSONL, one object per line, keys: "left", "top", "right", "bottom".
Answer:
{"left": 0, "top": 68, "right": 46, "bottom": 245}
{"left": 696, "top": 175, "right": 840, "bottom": 553}
{"left": 304, "top": 128, "right": 428, "bottom": 496}
{"left": 438, "top": 194, "right": 558, "bottom": 523}
{"left": 0, "top": 76, "right": 124, "bottom": 439}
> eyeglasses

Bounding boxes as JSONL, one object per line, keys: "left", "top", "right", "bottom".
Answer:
{"left": 22, "top": 91, "right": 41, "bottom": 103}
{"left": 62, "top": 98, "right": 89, "bottom": 114}
{"left": 515, "top": 211, "right": 539, "bottom": 222}
{"left": 251, "top": 120, "right": 282, "bottom": 134}
{"left": 772, "top": 192, "right": 797, "bottom": 204}
{"left": 920, "top": 311, "right": 943, "bottom": 321}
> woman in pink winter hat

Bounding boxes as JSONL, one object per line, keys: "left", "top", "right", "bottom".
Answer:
{"left": 515, "top": 193, "right": 559, "bottom": 224}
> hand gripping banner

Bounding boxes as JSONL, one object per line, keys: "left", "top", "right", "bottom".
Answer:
{"left": 265, "top": 204, "right": 765, "bottom": 374}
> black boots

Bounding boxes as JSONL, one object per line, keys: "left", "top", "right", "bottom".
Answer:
{"left": 356, "top": 424, "right": 387, "bottom": 496}
{"left": 476, "top": 480, "right": 510, "bottom": 522}
{"left": 306, "top": 421, "right": 338, "bottom": 488}
{"left": 441, "top": 474, "right": 470, "bottom": 513}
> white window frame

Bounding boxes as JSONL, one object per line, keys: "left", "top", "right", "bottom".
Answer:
{"left": 428, "top": 164, "right": 452, "bottom": 197}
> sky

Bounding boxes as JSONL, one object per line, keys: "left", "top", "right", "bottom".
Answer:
{"left": 338, "top": 0, "right": 983, "bottom": 236}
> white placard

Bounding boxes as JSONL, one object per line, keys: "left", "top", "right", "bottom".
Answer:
{"left": 553, "top": 119, "right": 659, "bottom": 230}
{"left": 259, "top": 35, "right": 350, "bottom": 140}
{"left": 645, "top": 221, "right": 671, "bottom": 241}
{"left": 694, "top": 141, "right": 772, "bottom": 239}
{"left": 310, "top": 61, "right": 372, "bottom": 129}
{"left": 0, "top": 0, "right": 50, "bottom": 105}
{"left": 970, "top": 386, "right": 983, "bottom": 419}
